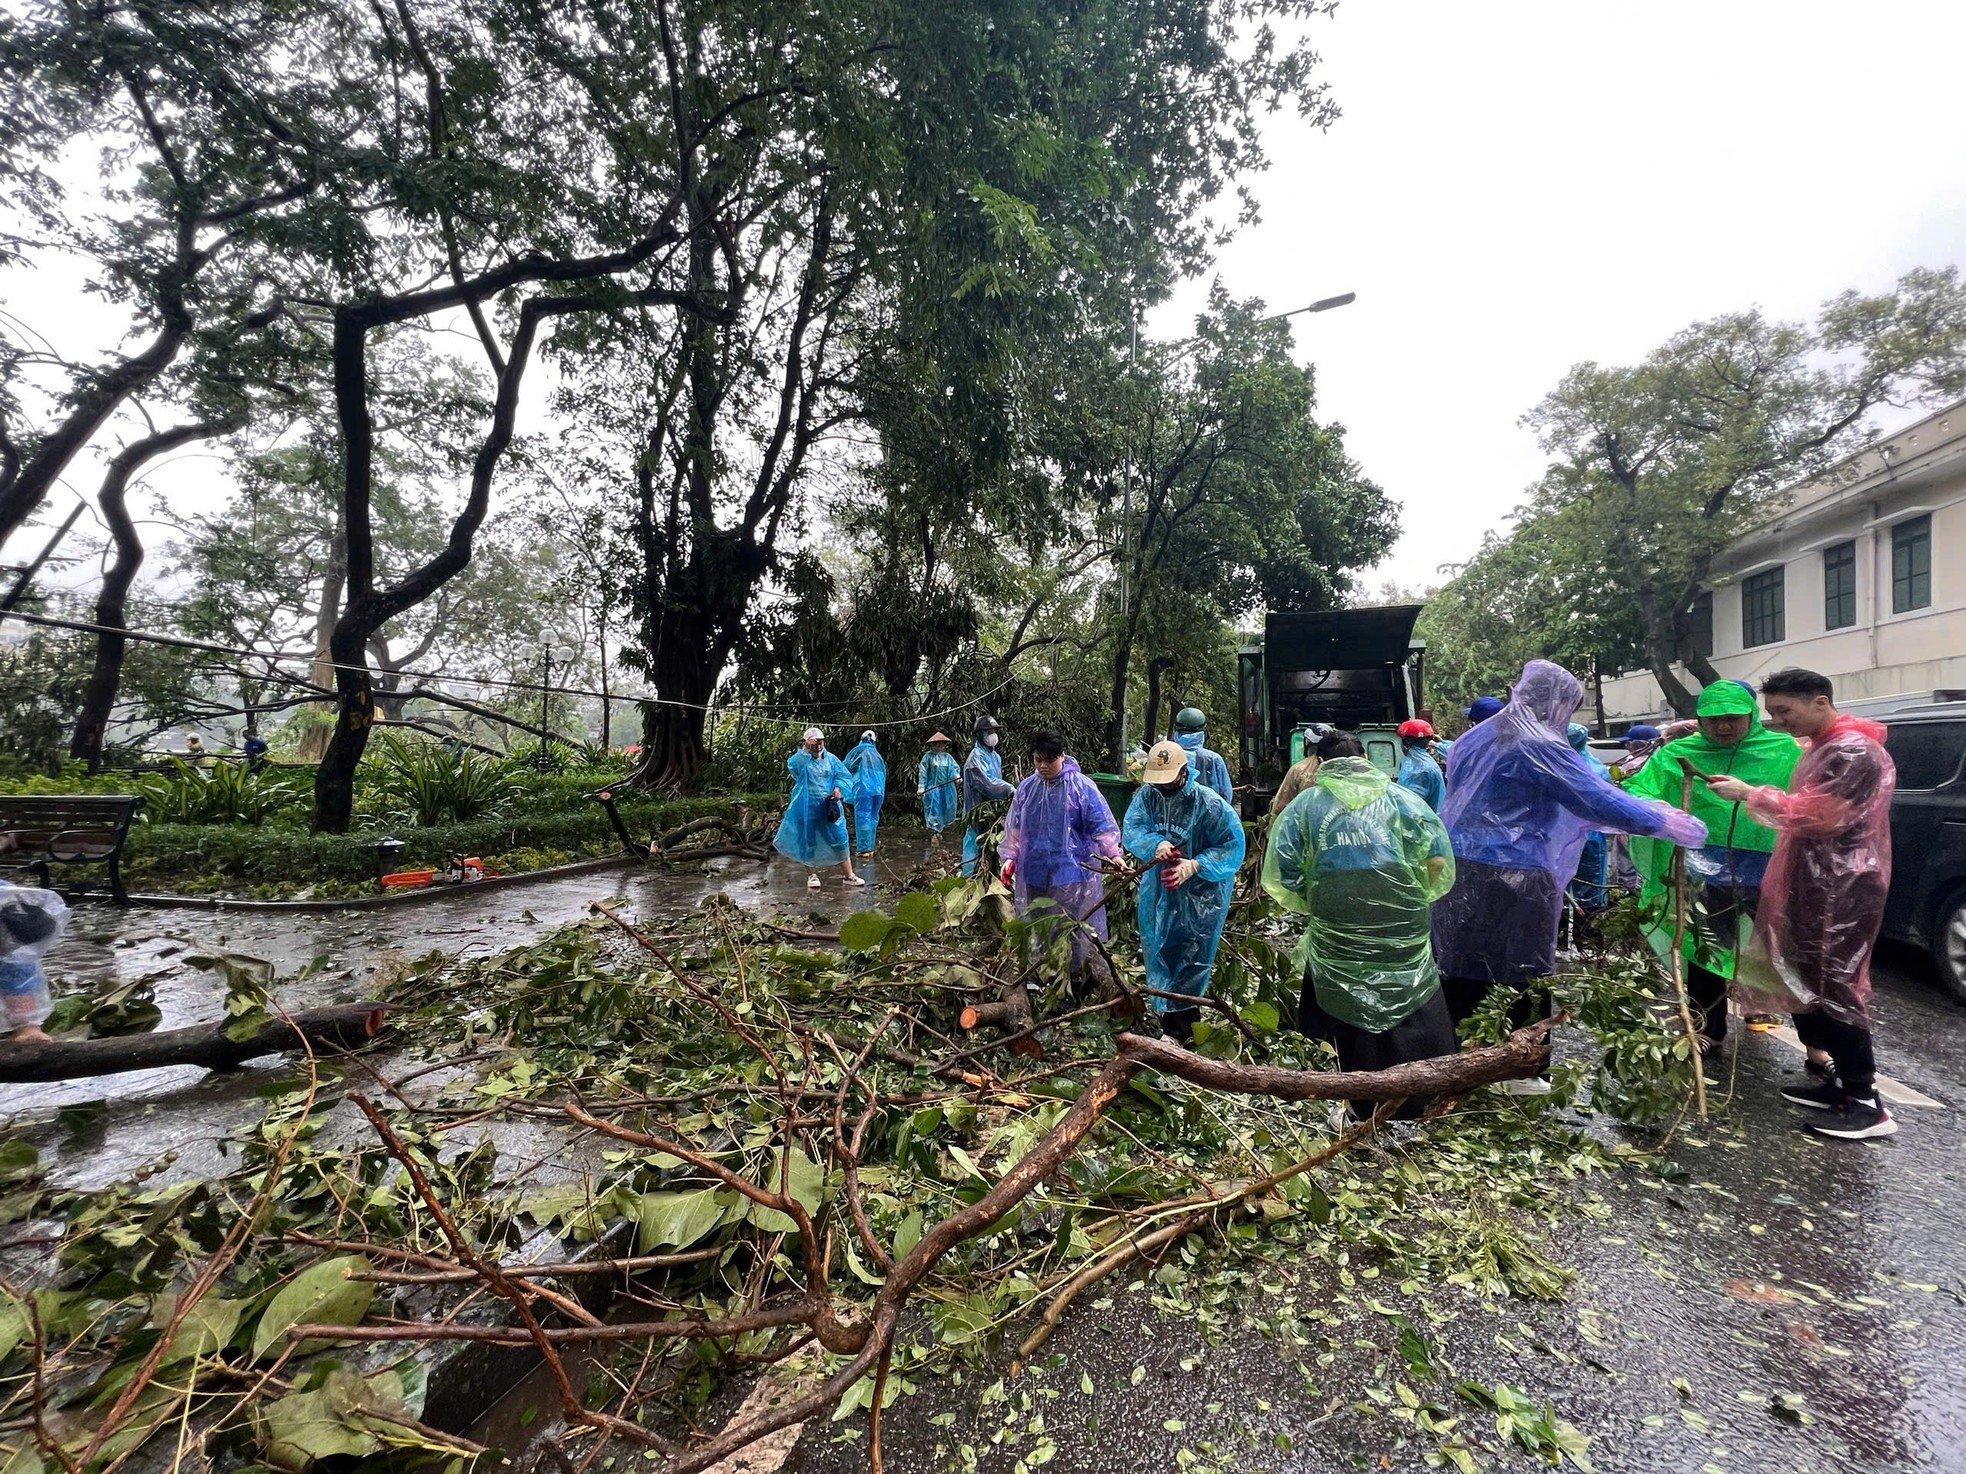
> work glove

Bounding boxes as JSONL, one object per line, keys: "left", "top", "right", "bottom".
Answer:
{"left": 1153, "top": 841, "right": 1180, "bottom": 863}
{"left": 1163, "top": 858, "right": 1200, "bottom": 888}
{"left": 998, "top": 860, "right": 1015, "bottom": 886}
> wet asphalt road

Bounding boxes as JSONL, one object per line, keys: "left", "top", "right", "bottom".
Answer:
{"left": 8, "top": 840, "right": 1966, "bottom": 1472}
{"left": 782, "top": 939, "right": 1965, "bottom": 1474}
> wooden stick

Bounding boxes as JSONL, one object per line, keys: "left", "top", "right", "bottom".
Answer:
{"left": 1669, "top": 769, "right": 1709, "bottom": 1119}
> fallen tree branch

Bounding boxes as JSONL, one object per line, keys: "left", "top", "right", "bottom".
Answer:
{"left": 0, "top": 1004, "right": 385, "bottom": 1083}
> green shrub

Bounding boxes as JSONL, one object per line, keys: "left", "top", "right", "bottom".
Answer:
{"left": 122, "top": 793, "right": 780, "bottom": 892}
{"left": 131, "top": 759, "right": 309, "bottom": 826}
{"left": 369, "top": 734, "right": 521, "bottom": 826}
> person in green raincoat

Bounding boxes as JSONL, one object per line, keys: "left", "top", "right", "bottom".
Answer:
{"left": 1261, "top": 732, "right": 1458, "bottom": 1117}
{"left": 1625, "top": 681, "right": 1800, "bottom": 1048}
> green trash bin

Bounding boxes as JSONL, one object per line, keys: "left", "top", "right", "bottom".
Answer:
{"left": 1088, "top": 772, "right": 1137, "bottom": 819}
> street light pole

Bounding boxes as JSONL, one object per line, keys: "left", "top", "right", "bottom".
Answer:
{"left": 538, "top": 632, "right": 560, "bottom": 770}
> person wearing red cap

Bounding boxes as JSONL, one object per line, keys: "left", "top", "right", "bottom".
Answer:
{"left": 1395, "top": 719, "right": 1444, "bottom": 811}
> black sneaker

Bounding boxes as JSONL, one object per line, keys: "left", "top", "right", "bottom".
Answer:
{"left": 1809, "top": 1097, "right": 1898, "bottom": 1141}
{"left": 1780, "top": 1079, "right": 1845, "bottom": 1111}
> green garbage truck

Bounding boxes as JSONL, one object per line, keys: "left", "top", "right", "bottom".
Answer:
{"left": 1235, "top": 604, "right": 1427, "bottom": 810}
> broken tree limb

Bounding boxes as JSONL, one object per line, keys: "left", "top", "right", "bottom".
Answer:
{"left": 0, "top": 1004, "right": 385, "bottom": 1083}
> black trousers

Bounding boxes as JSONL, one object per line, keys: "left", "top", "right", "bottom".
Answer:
{"left": 1299, "top": 973, "right": 1458, "bottom": 1120}
{"left": 1793, "top": 1010, "right": 1877, "bottom": 1098}
{"left": 1684, "top": 884, "right": 1760, "bottom": 1048}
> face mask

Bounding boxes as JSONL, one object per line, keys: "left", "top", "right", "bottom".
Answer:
{"left": 983, "top": 733, "right": 998, "bottom": 749}
{"left": 1151, "top": 778, "right": 1185, "bottom": 798}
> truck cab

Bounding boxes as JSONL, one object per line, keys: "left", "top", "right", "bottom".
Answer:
{"left": 1237, "top": 604, "right": 1427, "bottom": 809}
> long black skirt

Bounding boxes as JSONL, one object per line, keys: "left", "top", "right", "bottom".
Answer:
{"left": 1298, "top": 974, "right": 1458, "bottom": 1120}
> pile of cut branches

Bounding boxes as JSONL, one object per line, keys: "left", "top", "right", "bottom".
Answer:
{"left": 0, "top": 872, "right": 1692, "bottom": 1474}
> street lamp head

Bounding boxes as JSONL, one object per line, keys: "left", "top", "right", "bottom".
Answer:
{"left": 1306, "top": 292, "right": 1356, "bottom": 314}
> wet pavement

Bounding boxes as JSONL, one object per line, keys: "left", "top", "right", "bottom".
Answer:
{"left": 780, "top": 939, "right": 1965, "bottom": 1474}
{"left": 8, "top": 838, "right": 1966, "bottom": 1472}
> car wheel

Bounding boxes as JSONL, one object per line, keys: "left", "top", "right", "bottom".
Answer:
{"left": 1932, "top": 892, "right": 1966, "bottom": 1006}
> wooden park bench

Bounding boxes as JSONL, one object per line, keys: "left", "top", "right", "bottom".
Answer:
{"left": 0, "top": 794, "right": 144, "bottom": 904}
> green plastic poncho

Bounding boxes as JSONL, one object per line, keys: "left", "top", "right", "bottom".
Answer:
{"left": 1260, "top": 756, "right": 1455, "bottom": 1034}
{"left": 1625, "top": 682, "right": 1800, "bottom": 978}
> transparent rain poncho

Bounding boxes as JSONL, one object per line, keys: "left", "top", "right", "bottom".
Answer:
{"left": 917, "top": 748, "right": 961, "bottom": 833}
{"left": 1434, "top": 661, "right": 1705, "bottom": 985}
{"left": 1121, "top": 769, "right": 1247, "bottom": 1012}
{"left": 1172, "top": 731, "right": 1235, "bottom": 805}
{"left": 773, "top": 747, "right": 856, "bottom": 868}
{"left": 0, "top": 882, "right": 68, "bottom": 1031}
{"left": 1001, "top": 758, "right": 1122, "bottom": 969}
{"left": 1734, "top": 715, "right": 1895, "bottom": 1027}
{"left": 1262, "top": 756, "right": 1454, "bottom": 1033}
{"left": 844, "top": 738, "right": 887, "bottom": 850}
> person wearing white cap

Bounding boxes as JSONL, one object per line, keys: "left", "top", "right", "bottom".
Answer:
{"left": 843, "top": 730, "right": 887, "bottom": 858}
{"left": 773, "top": 728, "right": 863, "bottom": 889}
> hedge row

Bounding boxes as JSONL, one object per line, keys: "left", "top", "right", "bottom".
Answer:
{"left": 124, "top": 794, "right": 781, "bottom": 886}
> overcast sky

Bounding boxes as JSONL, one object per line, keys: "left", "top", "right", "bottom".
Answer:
{"left": 1157, "top": 0, "right": 1966, "bottom": 591}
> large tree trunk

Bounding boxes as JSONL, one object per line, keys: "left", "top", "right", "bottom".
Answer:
{"left": 637, "top": 603, "right": 719, "bottom": 791}
{"left": 72, "top": 422, "right": 230, "bottom": 770}
{"left": 1141, "top": 655, "right": 1176, "bottom": 751}
{"left": 0, "top": 1003, "right": 384, "bottom": 1084}
{"left": 297, "top": 527, "right": 348, "bottom": 762}
{"left": 313, "top": 621, "right": 378, "bottom": 832}
{"left": 1103, "top": 622, "right": 1136, "bottom": 773}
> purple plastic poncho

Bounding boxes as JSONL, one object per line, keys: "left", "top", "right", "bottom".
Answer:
{"left": 1434, "top": 661, "right": 1705, "bottom": 985}
{"left": 1001, "top": 757, "right": 1123, "bottom": 971}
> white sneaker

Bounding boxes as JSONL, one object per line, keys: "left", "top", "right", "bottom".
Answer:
{"left": 1499, "top": 1076, "right": 1552, "bottom": 1097}
{"left": 843, "top": 873, "right": 866, "bottom": 887}
{"left": 807, "top": 874, "right": 821, "bottom": 890}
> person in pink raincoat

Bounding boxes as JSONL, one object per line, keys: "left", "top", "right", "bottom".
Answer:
{"left": 1708, "top": 667, "right": 1897, "bottom": 1141}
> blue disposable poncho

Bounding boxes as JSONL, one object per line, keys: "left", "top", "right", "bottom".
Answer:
{"left": 1433, "top": 662, "right": 1704, "bottom": 986}
{"left": 844, "top": 737, "right": 887, "bottom": 853}
{"left": 1261, "top": 757, "right": 1454, "bottom": 1033}
{"left": 961, "top": 743, "right": 1014, "bottom": 875}
{"left": 1565, "top": 723, "right": 1611, "bottom": 908}
{"left": 773, "top": 748, "right": 856, "bottom": 868}
{"left": 918, "top": 748, "right": 960, "bottom": 833}
{"left": 1172, "top": 730, "right": 1235, "bottom": 805}
{"left": 1394, "top": 746, "right": 1445, "bottom": 812}
{"left": 1002, "top": 758, "right": 1123, "bottom": 970}
{"left": 1121, "top": 769, "right": 1246, "bottom": 1012}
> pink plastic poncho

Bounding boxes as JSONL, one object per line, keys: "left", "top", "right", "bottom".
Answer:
{"left": 1736, "top": 715, "right": 1895, "bottom": 1028}
{"left": 1001, "top": 757, "right": 1123, "bottom": 971}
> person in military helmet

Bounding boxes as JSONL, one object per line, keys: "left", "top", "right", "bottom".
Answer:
{"left": 1169, "top": 707, "right": 1234, "bottom": 806}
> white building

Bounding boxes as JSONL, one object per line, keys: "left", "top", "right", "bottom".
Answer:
{"left": 1600, "top": 399, "right": 1966, "bottom": 723}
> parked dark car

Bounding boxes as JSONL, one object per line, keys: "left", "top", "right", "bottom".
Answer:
{"left": 1880, "top": 706, "right": 1966, "bottom": 1003}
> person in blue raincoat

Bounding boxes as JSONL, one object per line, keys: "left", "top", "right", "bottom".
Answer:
{"left": 1122, "top": 741, "right": 1246, "bottom": 1043}
{"left": 1394, "top": 719, "right": 1445, "bottom": 811}
{"left": 1170, "top": 707, "right": 1235, "bottom": 806}
{"left": 1433, "top": 661, "right": 1705, "bottom": 1092}
{"left": 961, "top": 714, "right": 1014, "bottom": 875}
{"left": 1565, "top": 723, "right": 1611, "bottom": 911}
{"left": 843, "top": 730, "right": 887, "bottom": 858}
{"left": 1000, "top": 731, "right": 1124, "bottom": 981}
{"left": 773, "top": 728, "right": 864, "bottom": 891}
{"left": 917, "top": 731, "right": 960, "bottom": 844}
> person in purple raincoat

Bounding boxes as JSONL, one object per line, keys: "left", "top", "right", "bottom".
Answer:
{"left": 999, "top": 731, "right": 1124, "bottom": 984}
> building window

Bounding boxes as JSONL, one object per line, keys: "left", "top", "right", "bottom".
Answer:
{"left": 1892, "top": 514, "right": 1932, "bottom": 613}
{"left": 1741, "top": 567, "right": 1785, "bottom": 648}
{"left": 1681, "top": 592, "right": 1713, "bottom": 660}
{"left": 1823, "top": 541, "right": 1857, "bottom": 630}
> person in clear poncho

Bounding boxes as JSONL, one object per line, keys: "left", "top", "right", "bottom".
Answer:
{"left": 1262, "top": 731, "right": 1458, "bottom": 1116}
{"left": 1625, "top": 681, "right": 1800, "bottom": 1048}
{"left": 999, "top": 731, "right": 1123, "bottom": 980}
{"left": 1395, "top": 719, "right": 1445, "bottom": 811}
{"left": 843, "top": 731, "right": 887, "bottom": 857}
{"left": 916, "top": 732, "right": 960, "bottom": 841}
{"left": 1433, "top": 661, "right": 1706, "bottom": 1088}
{"left": 1121, "top": 741, "right": 1246, "bottom": 1042}
{"left": 773, "top": 728, "right": 863, "bottom": 890}
{"left": 1170, "top": 708, "right": 1235, "bottom": 806}
{"left": 0, "top": 881, "right": 68, "bottom": 1041}
{"left": 1564, "top": 723, "right": 1612, "bottom": 911}
{"left": 1706, "top": 667, "right": 1897, "bottom": 1140}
